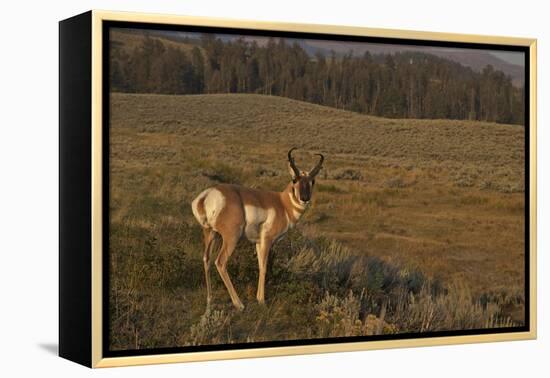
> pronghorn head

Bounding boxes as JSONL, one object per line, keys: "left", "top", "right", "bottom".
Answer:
{"left": 287, "top": 147, "right": 324, "bottom": 205}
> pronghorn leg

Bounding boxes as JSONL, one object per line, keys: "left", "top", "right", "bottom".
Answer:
{"left": 202, "top": 227, "right": 216, "bottom": 310}
{"left": 215, "top": 234, "right": 244, "bottom": 310}
{"left": 256, "top": 237, "right": 272, "bottom": 304}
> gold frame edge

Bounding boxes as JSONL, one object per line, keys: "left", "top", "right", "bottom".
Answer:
{"left": 93, "top": 9, "right": 536, "bottom": 45}
{"left": 528, "top": 40, "right": 537, "bottom": 339}
{"left": 91, "top": 11, "right": 104, "bottom": 368}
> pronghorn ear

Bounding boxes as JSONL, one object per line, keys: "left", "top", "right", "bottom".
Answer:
{"left": 288, "top": 162, "right": 298, "bottom": 181}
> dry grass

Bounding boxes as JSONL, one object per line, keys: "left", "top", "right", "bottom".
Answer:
{"left": 108, "top": 93, "right": 525, "bottom": 350}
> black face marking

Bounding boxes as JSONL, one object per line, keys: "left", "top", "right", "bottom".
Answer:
{"left": 297, "top": 176, "right": 312, "bottom": 202}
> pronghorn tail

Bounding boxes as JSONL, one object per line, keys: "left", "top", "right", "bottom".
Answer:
{"left": 191, "top": 187, "right": 227, "bottom": 229}
{"left": 191, "top": 188, "right": 211, "bottom": 228}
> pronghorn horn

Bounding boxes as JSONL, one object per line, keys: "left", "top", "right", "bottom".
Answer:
{"left": 309, "top": 153, "right": 324, "bottom": 177}
{"left": 288, "top": 147, "right": 301, "bottom": 177}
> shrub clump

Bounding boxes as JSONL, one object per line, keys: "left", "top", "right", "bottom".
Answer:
{"left": 315, "top": 291, "right": 396, "bottom": 337}
{"left": 330, "top": 168, "right": 363, "bottom": 181}
{"left": 202, "top": 162, "right": 244, "bottom": 184}
{"left": 187, "top": 310, "right": 231, "bottom": 346}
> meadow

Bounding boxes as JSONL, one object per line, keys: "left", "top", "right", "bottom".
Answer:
{"left": 108, "top": 92, "right": 525, "bottom": 350}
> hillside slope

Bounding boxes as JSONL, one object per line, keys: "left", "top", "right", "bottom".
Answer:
{"left": 112, "top": 93, "right": 524, "bottom": 193}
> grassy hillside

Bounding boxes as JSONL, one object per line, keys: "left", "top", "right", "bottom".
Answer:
{"left": 109, "top": 93, "right": 525, "bottom": 350}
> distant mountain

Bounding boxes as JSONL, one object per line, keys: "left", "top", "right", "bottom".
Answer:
{"left": 303, "top": 40, "right": 525, "bottom": 87}
{"left": 219, "top": 36, "right": 525, "bottom": 87}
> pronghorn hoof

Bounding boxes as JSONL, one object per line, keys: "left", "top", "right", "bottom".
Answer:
{"left": 235, "top": 303, "right": 245, "bottom": 311}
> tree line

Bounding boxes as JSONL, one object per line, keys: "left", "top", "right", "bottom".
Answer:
{"left": 110, "top": 33, "right": 524, "bottom": 124}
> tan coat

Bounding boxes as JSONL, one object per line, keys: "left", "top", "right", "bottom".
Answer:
{"left": 191, "top": 182, "right": 308, "bottom": 310}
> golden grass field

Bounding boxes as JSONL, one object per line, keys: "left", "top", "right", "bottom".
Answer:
{"left": 108, "top": 92, "right": 525, "bottom": 350}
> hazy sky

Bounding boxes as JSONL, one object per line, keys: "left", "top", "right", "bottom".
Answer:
{"left": 489, "top": 51, "right": 525, "bottom": 66}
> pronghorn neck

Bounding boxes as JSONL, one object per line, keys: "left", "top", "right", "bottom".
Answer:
{"left": 281, "top": 182, "right": 308, "bottom": 225}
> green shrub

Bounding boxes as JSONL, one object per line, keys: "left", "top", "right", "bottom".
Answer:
{"left": 317, "top": 183, "right": 346, "bottom": 193}
{"left": 202, "top": 162, "right": 244, "bottom": 184}
{"left": 187, "top": 310, "right": 231, "bottom": 346}
{"left": 331, "top": 168, "right": 363, "bottom": 181}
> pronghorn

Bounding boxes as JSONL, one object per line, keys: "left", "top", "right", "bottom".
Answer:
{"left": 191, "top": 148, "right": 324, "bottom": 310}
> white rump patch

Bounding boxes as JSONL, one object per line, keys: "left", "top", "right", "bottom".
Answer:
{"left": 203, "top": 189, "right": 226, "bottom": 228}
{"left": 191, "top": 188, "right": 211, "bottom": 227}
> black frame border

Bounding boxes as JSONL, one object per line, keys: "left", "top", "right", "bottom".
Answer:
{"left": 101, "top": 20, "right": 531, "bottom": 358}
{"left": 59, "top": 11, "right": 93, "bottom": 367}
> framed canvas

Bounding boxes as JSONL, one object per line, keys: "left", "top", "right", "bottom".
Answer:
{"left": 59, "top": 10, "right": 537, "bottom": 368}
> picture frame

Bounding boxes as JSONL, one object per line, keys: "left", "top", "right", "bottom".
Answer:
{"left": 59, "top": 10, "right": 537, "bottom": 368}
